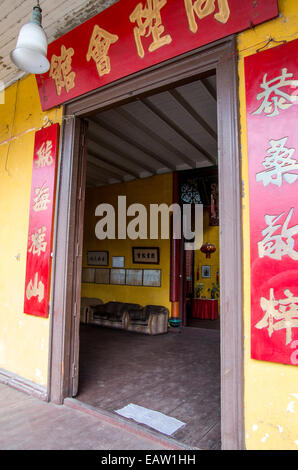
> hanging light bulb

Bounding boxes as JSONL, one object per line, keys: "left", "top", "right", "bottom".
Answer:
{"left": 10, "top": 1, "right": 50, "bottom": 74}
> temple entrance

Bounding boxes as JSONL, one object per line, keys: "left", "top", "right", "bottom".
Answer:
{"left": 49, "top": 39, "right": 243, "bottom": 450}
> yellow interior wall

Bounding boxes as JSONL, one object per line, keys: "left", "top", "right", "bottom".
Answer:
{"left": 81, "top": 174, "right": 172, "bottom": 312}
{"left": 0, "top": 75, "right": 62, "bottom": 386}
{"left": 194, "top": 207, "right": 219, "bottom": 300}
{"left": 238, "top": 0, "right": 298, "bottom": 450}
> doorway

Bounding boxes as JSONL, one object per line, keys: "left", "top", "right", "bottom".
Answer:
{"left": 76, "top": 72, "right": 220, "bottom": 449}
{"left": 49, "top": 38, "right": 243, "bottom": 450}
{"left": 177, "top": 167, "right": 220, "bottom": 330}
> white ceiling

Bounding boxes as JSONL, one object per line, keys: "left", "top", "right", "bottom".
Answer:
{"left": 0, "top": 0, "right": 119, "bottom": 88}
{"left": 86, "top": 74, "right": 218, "bottom": 187}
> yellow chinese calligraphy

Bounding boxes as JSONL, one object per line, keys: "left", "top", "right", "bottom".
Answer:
{"left": 258, "top": 208, "right": 298, "bottom": 261}
{"left": 252, "top": 68, "right": 298, "bottom": 118}
{"left": 256, "top": 137, "right": 298, "bottom": 187}
{"left": 184, "top": 0, "right": 230, "bottom": 33}
{"left": 33, "top": 182, "right": 51, "bottom": 212}
{"left": 49, "top": 45, "right": 76, "bottom": 96}
{"left": 86, "top": 25, "right": 119, "bottom": 77}
{"left": 256, "top": 288, "right": 298, "bottom": 346}
{"left": 129, "top": 0, "right": 172, "bottom": 59}
{"left": 26, "top": 273, "right": 45, "bottom": 303}
{"left": 28, "top": 226, "right": 47, "bottom": 257}
{"left": 36, "top": 140, "right": 53, "bottom": 168}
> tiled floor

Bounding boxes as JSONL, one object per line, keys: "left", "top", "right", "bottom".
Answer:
{"left": 77, "top": 325, "right": 221, "bottom": 450}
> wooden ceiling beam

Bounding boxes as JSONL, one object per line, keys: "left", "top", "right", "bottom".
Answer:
{"left": 87, "top": 145, "right": 141, "bottom": 179}
{"left": 90, "top": 116, "right": 177, "bottom": 171}
{"left": 87, "top": 154, "right": 125, "bottom": 181}
{"left": 86, "top": 161, "right": 118, "bottom": 182}
{"left": 200, "top": 78, "right": 217, "bottom": 103}
{"left": 115, "top": 106, "right": 196, "bottom": 169}
{"left": 86, "top": 169, "right": 108, "bottom": 186}
{"left": 141, "top": 97, "right": 217, "bottom": 166}
{"left": 169, "top": 88, "right": 217, "bottom": 142}
{"left": 88, "top": 126, "right": 156, "bottom": 175}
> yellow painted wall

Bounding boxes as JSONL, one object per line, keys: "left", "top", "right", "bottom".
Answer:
{"left": 194, "top": 207, "right": 219, "bottom": 300}
{"left": 0, "top": 0, "right": 297, "bottom": 451}
{"left": 0, "top": 75, "right": 62, "bottom": 386}
{"left": 81, "top": 174, "right": 173, "bottom": 311}
{"left": 238, "top": 0, "right": 298, "bottom": 450}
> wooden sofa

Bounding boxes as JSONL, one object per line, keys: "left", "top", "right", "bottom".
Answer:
{"left": 82, "top": 299, "right": 169, "bottom": 335}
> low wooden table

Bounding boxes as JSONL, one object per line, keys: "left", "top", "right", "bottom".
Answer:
{"left": 192, "top": 298, "right": 219, "bottom": 320}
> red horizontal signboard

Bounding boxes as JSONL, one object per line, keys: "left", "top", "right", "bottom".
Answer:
{"left": 245, "top": 38, "right": 298, "bottom": 365}
{"left": 24, "top": 124, "right": 59, "bottom": 318}
{"left": 36, "top": 0, "right": 278, "bottom": 111}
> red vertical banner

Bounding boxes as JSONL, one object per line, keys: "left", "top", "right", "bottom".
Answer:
{"left": 245, "top": 38, "right": 298, "bottom": 365}
{"left": 24, "top": 124, "right": 60, "bottom": 318}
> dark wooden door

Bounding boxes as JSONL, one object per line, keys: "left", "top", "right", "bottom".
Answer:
{"left": 71, "top": 119, "right": 88, "bottom": 397}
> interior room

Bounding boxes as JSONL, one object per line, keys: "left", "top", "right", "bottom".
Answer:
{"left": 77, "top": 72, "right": 221, "bottom": 450}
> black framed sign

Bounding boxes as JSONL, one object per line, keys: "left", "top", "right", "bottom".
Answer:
{"left": 87, "top": 251, "right": 109, "bottom": 266}
{"left": 132, "top": 247, "right": 160, "bottom": 264}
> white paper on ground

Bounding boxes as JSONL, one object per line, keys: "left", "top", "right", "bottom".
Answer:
{"left": 115, "top": 403, "right": 186, "bottom": 436}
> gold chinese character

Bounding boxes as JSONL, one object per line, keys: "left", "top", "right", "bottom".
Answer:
{"left": 26, "top": 273, "right": 45, "bottom": 303}
{"left": 258, "top": 208, "right": 298, "bottom": 261}
{"left": 28, "top": 226, "right": 47, "bottom": 257}
{"left": 252, "top": 68, "right": 298, "bottom": 118}
{"left": 33, "top": 182, "right": 51, "bottom": 212}
{"left": 256, "top": 288, "right": 298, "bottom": 346}
{"left": 86, "top": 25, "right": 119, "bottom": 77}
{"left": 49, "top": 45, "right": 76, "bottom": 96}
{"left": 36, "top": 140, "right": 53, "bottom": 168}
{"left": 185, "top": 0, "right": 230, "bottom": 33}
{"left": 256, "top": 137, "right": 298, "bottom": 187}
{"left": 129, "top": 0, "right": 172, "bottom": 59}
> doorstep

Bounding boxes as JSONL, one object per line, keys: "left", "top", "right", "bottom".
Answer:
{"left": 64, "top": 397, "right": 198, "bottom": 451}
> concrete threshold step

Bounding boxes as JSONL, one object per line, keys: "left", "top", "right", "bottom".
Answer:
{"left": 64, "top": 398, "right": 198, "bottom": 451}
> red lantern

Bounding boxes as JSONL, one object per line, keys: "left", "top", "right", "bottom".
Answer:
{"left": 200, "top": 243, "right": 216, "bottom": 259}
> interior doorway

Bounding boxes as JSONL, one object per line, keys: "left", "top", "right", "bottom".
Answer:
{"left": 177, "top": 167, "right": 220, "bottom": 330}
{"left": 49, "top": 38, "right": 244, "bottom": 450}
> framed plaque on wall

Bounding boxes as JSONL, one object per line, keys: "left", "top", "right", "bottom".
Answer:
{"left": 126, "top": 269, "right": 143, "bottom": 286}
{"left": 95, "top": 268, "right": 110, "bottom": 284}
{"left": 143, "top": 269, "right": 161, "bottom": 287}
{"left": 110, "top": 269, "right": 126, "bottom": 285}
{"left": 87, "top": 251, "right": 109, "bottom": 266}
{"left": 132, "top": 247, "right": 160, "bottom": 264}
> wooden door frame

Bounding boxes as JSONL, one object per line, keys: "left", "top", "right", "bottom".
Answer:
{"left": 48, "top": 36, "right": 244, "bottom": 450}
